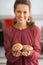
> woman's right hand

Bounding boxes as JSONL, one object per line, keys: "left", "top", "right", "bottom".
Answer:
{"left": 12, "top": 51, "right": 22, "bottom": 57}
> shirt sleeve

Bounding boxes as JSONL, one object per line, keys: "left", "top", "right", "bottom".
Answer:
{"left": 3, "top": 28, "right": 20, "bottom": 63}
{"left": 29, "top": 26, "right": 41, "bottom": 60}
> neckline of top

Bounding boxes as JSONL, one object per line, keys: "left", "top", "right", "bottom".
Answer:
{"left": 12, "top": 25, "right": 29, "bottom": 31}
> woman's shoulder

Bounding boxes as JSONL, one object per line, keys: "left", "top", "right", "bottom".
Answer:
{"left": 31, "top": 24, "right": 40, "bottom": 31}
{"left": 32, "top": 25, "right": 40, "bottom": 34}
{"left": 4, "top": 26, "right": 14, "bottom": 34}
{"left": 34, "top": 25, "right": 40, "bottom": 30}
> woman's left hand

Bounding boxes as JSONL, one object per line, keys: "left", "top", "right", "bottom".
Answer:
{"left": 22, "top": 51, "right": 31, "bottom": 56}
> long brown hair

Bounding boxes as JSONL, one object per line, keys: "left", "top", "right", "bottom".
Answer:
{"left": 13, "top": 0, "right": 34, "bottom": 27}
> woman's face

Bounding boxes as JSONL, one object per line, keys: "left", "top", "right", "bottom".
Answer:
{"left": 14, "top": 4, "right": 31, "bottom": 24}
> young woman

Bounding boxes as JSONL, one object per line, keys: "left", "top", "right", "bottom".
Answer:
{"left": 4, "top": 0, "right": 41, "bottom": 65}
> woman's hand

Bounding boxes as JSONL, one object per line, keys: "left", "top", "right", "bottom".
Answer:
{"left": 22, "top": 45, "right": 33, "bottom": 56}
{"left": 22, "top": 51, "right": 31, "bottom": 56}
{"left": 12, "top": 51, "right": 22, "bottom": 57}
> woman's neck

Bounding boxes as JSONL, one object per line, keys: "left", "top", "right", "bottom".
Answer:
{"left": 14, "top": 22, "right": 28, "bottom": 30}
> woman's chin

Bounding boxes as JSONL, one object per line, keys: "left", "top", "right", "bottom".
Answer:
{"left": 18, "top": 21, "right": 25, "bottom": 24}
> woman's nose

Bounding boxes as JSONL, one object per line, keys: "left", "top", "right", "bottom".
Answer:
{"left": 20, "top": 13, "right": 24, "bottom": 17}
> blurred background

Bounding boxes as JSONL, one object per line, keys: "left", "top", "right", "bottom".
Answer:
{"left": 0, "top": 0, "right": 43, "bottom": 65}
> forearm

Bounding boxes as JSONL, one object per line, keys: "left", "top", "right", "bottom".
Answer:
{"left": 29, "top": 49, "right": 41, "bottom": 60}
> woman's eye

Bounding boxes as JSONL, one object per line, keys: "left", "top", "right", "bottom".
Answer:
{"left": 24, "top": 11, "right": 27, "bottom": 14}
{"left": 17, "top": 11, "right": 21, "bottom": 13}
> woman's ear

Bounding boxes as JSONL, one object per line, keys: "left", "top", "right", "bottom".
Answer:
{"left": 27, "top": 15, "right": 32, "bottom": 23}
{"left": 27, "top": 15, "right": 32, "bottom": 22}
{"left": 27, "top": 16, "right": 30, "bottom": 23}
{"left": 29, "top": 10, "right": 32, "bottom": 21}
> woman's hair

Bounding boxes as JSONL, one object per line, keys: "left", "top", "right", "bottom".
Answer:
{"left": 14, "top": 0, "right": 31, "bottom": 11}
{"left": 13, "top": 0, "right": 34, "bottom": 27}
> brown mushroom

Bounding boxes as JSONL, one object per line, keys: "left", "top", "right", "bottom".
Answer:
{"left": 23, "top": 45, "right": 33, "bottom": 52}
{"left": 12, "top": 43, "right": 23, "bottom": 52}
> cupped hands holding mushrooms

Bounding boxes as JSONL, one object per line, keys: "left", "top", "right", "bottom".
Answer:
{"left": 12, "top": 43, "right": 33, "bottom": 57}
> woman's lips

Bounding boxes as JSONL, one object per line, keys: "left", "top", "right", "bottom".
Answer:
{"left": 19, "top": 18, "right": 24, "bottom": 21}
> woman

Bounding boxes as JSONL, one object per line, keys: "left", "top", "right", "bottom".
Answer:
{"left": 4, "top": 0, "right": 41, "bottom": 65}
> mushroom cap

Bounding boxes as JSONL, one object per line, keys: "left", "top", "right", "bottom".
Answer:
{"left": 23, "top": 45, "right": 33, "bottom": 51}
{"left": 12, "top": 43, "right": 23, "bottom": 51}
